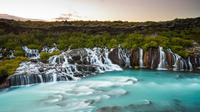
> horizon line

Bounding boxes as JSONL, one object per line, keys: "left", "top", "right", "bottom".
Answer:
{"left": 0, "top": 13, "right": 199, "bottom": 23}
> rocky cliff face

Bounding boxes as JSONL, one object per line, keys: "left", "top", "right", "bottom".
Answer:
{"left": 1, "top": 46, "right": 200, "bottom": 88}
{"left": 130, "top": 47, "right": 200, "bottom": 72}
{"left": 100, "top": 46, "right": 200, "bottom": 71}
{"left": 108, "top": 48, "right": 131, "bottom": 68}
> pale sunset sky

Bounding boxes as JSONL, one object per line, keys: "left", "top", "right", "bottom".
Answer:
{"left": 0, "top": 0, "right": 199, "bottom": 21}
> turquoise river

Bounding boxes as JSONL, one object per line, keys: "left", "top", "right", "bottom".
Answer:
{"left": 0, "top": 70, "right": 200, "bottom": 112}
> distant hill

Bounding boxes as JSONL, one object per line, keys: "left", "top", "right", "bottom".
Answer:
{"left": 0, "top": 16, "right": 200, "bottom": 35}
{"left": 0, "top": 14, "right": 43, "bottom": 21}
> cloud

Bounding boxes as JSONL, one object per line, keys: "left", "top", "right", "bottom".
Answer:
{"left": 54, "top": 11, "right": 82, "bottom": 21}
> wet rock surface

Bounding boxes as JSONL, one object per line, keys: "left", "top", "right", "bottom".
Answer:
{"left": 109, "top": 48, "right": 131, "bottom": 68}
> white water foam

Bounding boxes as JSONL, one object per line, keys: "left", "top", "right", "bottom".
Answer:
{"left": 157, "top": 47, "right": 167, "bottom": 70}
{"left": 139, "top": 48, "right": 144, "bottom": 68}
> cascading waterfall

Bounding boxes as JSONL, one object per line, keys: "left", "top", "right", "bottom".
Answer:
{"left": 104, "top": 48, "right": 123, "bottom": 70}
{"left": 6, "top": 46, "right": 200, "bottom": 87}
{"left": 42, "top": 46, "right": 59, "bottom": 53}
{"left": 173, "top": 54, "right": 179, "bottom": 71}
{"left": 179, "top": 59, "right": 185, "bottom": 71}
{"left": 157, "top": 47, "right": 167, "bottom": 70}
{"left": 166, "top": 49, "right": 194, "bottom": 71}
{"left": 52, "top": 73, "right": 57, "bottom": 83}
{"left": 139, "top": 48, "right": 144, "bottom": 68}
{"left": 38, "top": 75, "right": 43, "bottom": 83}
{"left": 85, "top": 48, "right": 122, "bottom": 72}
{"left": 167, "top": 49, "right": 186, "bottom": 71}
{"left": 8, "top": 48, "right": 123, "bottom": 86}
{"left": 22, "top": 46, "right": 40, "bottom": 59}
{"left": 48, "top": 53, "right": 79, "bottom": 81}
{"left": 117, "top": 47, "right": 131, "bottom": 68}
{"left": 0, "top": 48, "right": 15, "bottom": 59}
{"left": 188, "top": 57, "right": 193, "bottom": 71}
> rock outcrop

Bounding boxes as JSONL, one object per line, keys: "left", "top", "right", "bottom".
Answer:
{"left": 109, "top": 47, "right": 131, "bottom": 68}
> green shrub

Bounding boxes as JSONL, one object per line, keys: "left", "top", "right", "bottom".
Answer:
{"left": 14, "top": 50, "right": 24, "bottom": 56}
{"left": 170, "top": 46, "right": 190, "bottom": 58}
{"left": 170, "top": 37, "right": 192, "bottom": 47}
{"left": 142, "top": 41, "right": 158, "bottom": 50}
{"left": 108, "top": 39, "right": 118, "bottom": 48}
{"left": 27, "top": 44, "right": 41, "bottom": 49}
{"left": 40, "top": 52, "right": 49, "bottom": 61}
{"left": 177, "top": 50, "right": 190, "bottom": 58}
{"left": 0, "top": 57, "right": 27, "bottom": 77}
{"left": 40, "top": 51, "right": 61, "bottom": 62}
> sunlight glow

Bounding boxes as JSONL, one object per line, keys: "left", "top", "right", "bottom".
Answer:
{"left": 0, "top": 0, "right": 199, "bottom": 21}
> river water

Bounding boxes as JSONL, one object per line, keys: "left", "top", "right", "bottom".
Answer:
{"left": 0, "top": 70, "right": 200, "bottom": 112}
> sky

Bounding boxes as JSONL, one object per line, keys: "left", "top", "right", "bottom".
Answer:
{"left": 0, "top": 0, "right": 200, "bottom": 21}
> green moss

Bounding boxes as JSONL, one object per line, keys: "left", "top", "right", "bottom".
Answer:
{"left": 14, "top": 50, "right": 24, "bottom": 57}
{"left": 40, "top": 51, "right": 61, "bottom": 62}
{"left": 170, "top": 46, "right": 190, "bottom": 58}
{"left": 27, "top": 44, "right": 41, "bottom": 49}
{"left": 177, "top": 51, "right": 190, "bottom": 58}
{"left": 0, "top": 57, "right": 27, "bottom": 77}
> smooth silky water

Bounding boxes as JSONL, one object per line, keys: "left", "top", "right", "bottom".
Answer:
{"left": 0, "top": 70, "right": 200, "bottom": 112}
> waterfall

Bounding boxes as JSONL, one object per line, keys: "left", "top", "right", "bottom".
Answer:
{"left": 188, "top": 57, "right": 193, "bottom": 71}
{"left": 0, "top": 48, "right": 15, "bottom": 59}
{"left": 157, "top": 47, "right": 167, "bottom": 70}
{"left": 167, "top": 49, "right": 194, "bottom": 71}
{"left": 179, "top": 59, "right": 185, "bottom": 71}
{"left": 167, "top": 49, "right": 182, "bottom": 71}
{"left": 85, "top": 48, "right": 122, "bottom": 72}
{"left": 173, "top": 55, "right": 178, "bottom": 71}
{"left": 182, "top": 59, "right": 188, "bottom": 70}
{"left": 4, "top": 47, "right": 125, "bottom": 86}
{"left": 9, "top": 46, "right": 199, "bottom": 87}
{"left": 48, "top": 53, "right": 80, "bottom": 80}
{"left": 38, "top": 75, "right": 43, "bottom": 83}
{"left": 117, "top": 47, "right": 131, "bottom": 68}
{"left": 52, "top": 73, "right": 57, "bottom": 82}
{"left": 104, "top": 48, "right": 122, "bottom": 70}
{"left": 22, "top": 46, "right": 40, "bottom": 59}
{"left": 42, "top": 46, "right": 59, "bottom": 53}
{"left": 49, "top": 56, "right": 58, "bottom": 64}
{"left": 139, "top": 48, "right": 144, "bottom": 68}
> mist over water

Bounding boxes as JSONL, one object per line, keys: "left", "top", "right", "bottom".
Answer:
{"left": 0, "top": 70, "right": 200, "bottom": 112}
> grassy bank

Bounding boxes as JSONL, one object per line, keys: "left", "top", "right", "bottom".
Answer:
{"left": 0, "top": 57, "right": 27, "bottom": 83}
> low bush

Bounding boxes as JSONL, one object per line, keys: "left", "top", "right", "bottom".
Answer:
{"left": 40, "top": 51, "right": 61, "bottom": 62}
{"left": 0, "top": 57, "right": 27, "bottom": 78}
